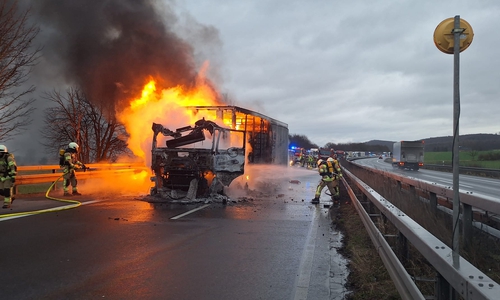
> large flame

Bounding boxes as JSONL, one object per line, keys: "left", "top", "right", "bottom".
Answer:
{"left": 117, "top": 75, "right": 221, "bottom": 161}
{"left": 83, "top": 64, "right": 226, "bottom": 195}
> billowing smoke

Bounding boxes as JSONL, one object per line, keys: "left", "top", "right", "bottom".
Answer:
{"left": 23, "top": 0, "right": 220, "bottom": 111}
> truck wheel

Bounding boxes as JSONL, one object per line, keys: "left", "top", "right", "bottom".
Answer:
{"left": 150, "top": 187, "right": 157, "bottom": 195}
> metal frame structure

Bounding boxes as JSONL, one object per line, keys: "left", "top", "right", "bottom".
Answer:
{"left": 187, "top": 106, "right": 289, "bottom": 165}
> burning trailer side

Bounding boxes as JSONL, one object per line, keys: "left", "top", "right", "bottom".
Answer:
{"left": 188, "top": 106, "right": 289, "bottom": 166}
{"left": 150, "top": 118, "right": 246, "bottom": 200}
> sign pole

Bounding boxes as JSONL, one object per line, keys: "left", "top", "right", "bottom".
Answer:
{"left": 434, "top": 14, "right": 473, "bottom": 270}
{"left": 452, "top": 15, "right": 463, "bottom": 268}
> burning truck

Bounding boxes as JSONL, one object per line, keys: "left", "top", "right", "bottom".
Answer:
{"left": 149, "top": 106, "right": 289, "bottom": 200}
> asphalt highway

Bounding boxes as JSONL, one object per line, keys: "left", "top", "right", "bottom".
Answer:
{"left": 357, "top": 157, "right": 500, "bottom": 200}
{"left": 0, "top": 166, "right": 348, "bottom": 300}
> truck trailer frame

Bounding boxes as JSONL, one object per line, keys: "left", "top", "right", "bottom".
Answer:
{"left": 150, "top": 106, "right": 289, "bottom": 200}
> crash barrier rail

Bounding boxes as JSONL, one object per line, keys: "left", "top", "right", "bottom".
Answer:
{"left": 342, "top": 167, "right": 498, "bottom": 299}
{"left": 423, "top": 164, "right": 500, "bottom": 179}
{"left": 347, "top": 160, "right": 500, "bottom": 244}
{"left": 15, "top": 163, "right": 148, "bottom": 187}
{"left": 346, "top": 156, "right": 500, "bottom": 179}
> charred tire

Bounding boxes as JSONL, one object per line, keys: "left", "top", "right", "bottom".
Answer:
{"left": 150, "top": 187, "right": 157, "bottom": 195}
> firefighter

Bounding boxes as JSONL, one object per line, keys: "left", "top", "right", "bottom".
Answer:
{"left": 0, "top": 145, "right": 17, "bottom": 208}
{"left": 311, "top": 159, "right": 338, "bottom": 204}
{"left": 307, "top": 153, "right": 314, "bottom": 168}
{"left": 62, "top": 142, "right": 85, "bottom": 196}
{"left": 298, "top": 148, "right": 306, "bottom": 167}
{"left": 326, "top": 156, "right": 343, "bottom": 198}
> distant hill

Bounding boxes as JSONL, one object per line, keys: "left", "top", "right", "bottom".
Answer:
{"left": 366, "top": 134, "right": 500, "bottom": 152}
{"left": 365, "top": 140, "right": 394, "bottom": 150}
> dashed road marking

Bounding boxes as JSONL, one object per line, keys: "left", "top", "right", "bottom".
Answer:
{"left": 170, "top": 204, "right": 211, "bottom": 220}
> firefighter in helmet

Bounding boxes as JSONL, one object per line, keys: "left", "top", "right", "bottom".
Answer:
{"left": 311, "top": 159, "right": 338, "bottom": 204}
{"left": 62, "top": 142, "right": 85, "bottom": 196}
{"left": 326, "top": 156, "right": 343, "bottom": 198}
{"left": 0, "top": 145, "right": 17, "bottom": 208}
{"left": 307, "top": 152, "right": 315, "bottom": 169}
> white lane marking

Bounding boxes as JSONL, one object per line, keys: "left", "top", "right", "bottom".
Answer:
{"left": 0, "top": 214, "right": 29, "bottom": 221}
{"left": 81, "top": 200, "right": 100, "bottom": 205}
{"left": 293, "top": 206, "right": 320, "bottom": 300}
{"left": 0, "top": 200, "right": 102, "bottom": 221}
{"left": 170, "top": 204, "right": 211, "bottom": 220}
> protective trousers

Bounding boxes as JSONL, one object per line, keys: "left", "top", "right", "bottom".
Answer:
{"left": 314, "top": 177, "right": 338, "bottom": 198}
{"left": 0, "top": 178, "right": 14, "bottom": 205}
{"left": 63, "top": 171, "right": 79, "bottom": 193}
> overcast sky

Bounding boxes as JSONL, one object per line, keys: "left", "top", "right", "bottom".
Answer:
{"left": 173, "top": 0, "right": 500, "bottom": 147}
{"left": 8, "top": 0, "right": 500, "bottom": 161}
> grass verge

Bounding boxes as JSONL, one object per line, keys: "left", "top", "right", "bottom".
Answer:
{"left": 332, "top": 185, "right": 400, "bottom": 299}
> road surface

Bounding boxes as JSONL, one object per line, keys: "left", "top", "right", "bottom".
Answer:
{"left": 0, "top": 166, "right": 349, "bottom": 300}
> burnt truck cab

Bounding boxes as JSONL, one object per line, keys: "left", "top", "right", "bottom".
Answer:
{"left": 150, "top": 118, "right": 246, "bottom": 200}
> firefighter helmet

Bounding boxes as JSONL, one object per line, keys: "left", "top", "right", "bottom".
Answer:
{"left": 317, "top": 159, "right": 324, "bottom": 166}
{"left": 69, "top": 142, "right": 79, "bottom": 151}
{"left": 327, "top": 157, "right": 334, "bottom": 162}
{"left": 0, "top": 145, "right": 7, "bottom": 153}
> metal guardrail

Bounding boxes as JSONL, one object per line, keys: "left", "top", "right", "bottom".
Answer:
{"left": 15, "top": 163, "right": 148, "bottom": 186}
{"left": 347, "top": 157, "right": 500, "bottom": 178}
{"left": 342, "top": 172, "right": 425, "bottom": 299}
{"left": 349, "top": 159, "right": 500, "bottom": 238}
{"left": 424, "top": 164, "right": 500, "bottom": 179}
{"left": 343, "top": 168, "right": 499, "bottom": 299}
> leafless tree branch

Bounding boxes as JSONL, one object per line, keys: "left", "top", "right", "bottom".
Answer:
{"left": 0, "top": 0, "right": 40, "bottom": 140}
{"left": 41, "top": 88, "right": 131, "bottom": 163}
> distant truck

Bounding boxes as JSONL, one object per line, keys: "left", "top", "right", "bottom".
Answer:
{"left": 392, "top": 140, "right": 424, "bottom": 170}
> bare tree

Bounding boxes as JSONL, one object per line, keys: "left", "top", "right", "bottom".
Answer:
{"left": 469, "top": 149, "right": 478, "bottom": 161}
{"left": 0, "top": 0, "right": 40, "bottom": 140}
{"left": 41, "top": 88, "right": 130, "bottom": 163}
{"left": 81, "top": 93, "right": 130, "bottom": 162}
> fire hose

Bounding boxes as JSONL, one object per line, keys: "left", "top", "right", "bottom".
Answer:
{"left": 0, "top": 174, "right": 81, "bottom": 219}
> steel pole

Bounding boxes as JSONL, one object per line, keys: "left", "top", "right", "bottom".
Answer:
{"left": 452, "top": 15, "right": 461, "bottom": 268}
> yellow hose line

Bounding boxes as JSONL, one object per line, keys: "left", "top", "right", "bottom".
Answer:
{"left": 0, "top": 174, "right": 81, "bottom": 219}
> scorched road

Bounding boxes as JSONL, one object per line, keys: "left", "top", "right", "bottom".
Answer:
{"left": 0, "top": 167, "right": 347, "bottom": 300}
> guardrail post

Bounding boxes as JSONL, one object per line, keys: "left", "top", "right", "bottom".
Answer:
{"left": 363, "top": 194, "right": 374, "bottom": 214}
{"left": 429, "top": 192, "right": 438, "bottom": 214}
{"left": 436, "top": 273, "right": 456, "bottom": 300}
{"left": 463, "top": 203, "right": 473, "bottom": 249}
{"left": 409, "top": 185, "right": 416, "bottom": 196}
{"left": 397, "top": 231, "right": 408, "bottom": 266}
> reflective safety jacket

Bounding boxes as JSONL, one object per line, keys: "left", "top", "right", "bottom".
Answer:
{"left": 0, "top": 153, "right": 17, "bottom": 180}
{"left": 62, "top": 148, "right": 83, "bottom": 174}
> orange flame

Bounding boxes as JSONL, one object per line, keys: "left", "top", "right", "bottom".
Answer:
{"left": 117, "top": 66, "right": 222, "bottom": 162}
{"left": 82, "top": 63, "right": 227, "bottom": 196}
{"left": 82, "top": 63, "right": 230, "bottom": 195}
